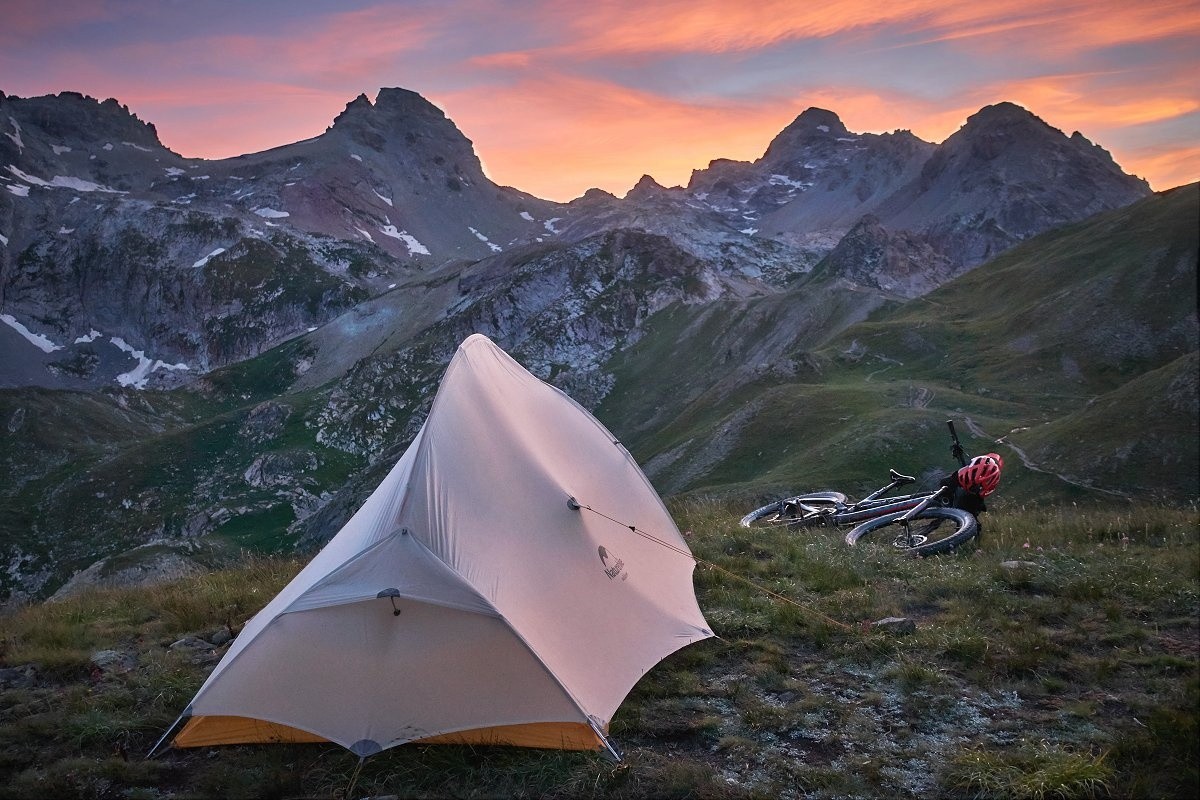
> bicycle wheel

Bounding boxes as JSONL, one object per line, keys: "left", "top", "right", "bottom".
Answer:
{"left": 740, "top": 492, "right": 847, "bottom": 529}
{"left": 844, "top": 506, "right": 978, "bottom": 555}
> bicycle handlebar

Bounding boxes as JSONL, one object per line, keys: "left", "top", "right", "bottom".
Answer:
{"left": 947, "top": 420, "right": 968, "bottom": 467}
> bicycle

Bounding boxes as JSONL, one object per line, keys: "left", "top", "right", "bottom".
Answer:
{"left": 739, "top": 421, "right": 988, "bottom": 556}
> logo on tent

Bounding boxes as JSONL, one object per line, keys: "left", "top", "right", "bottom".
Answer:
{"left": 597, "top": 546, "right": 628, "bottom": 581}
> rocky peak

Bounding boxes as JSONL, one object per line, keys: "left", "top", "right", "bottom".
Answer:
{"left": 952, "top": 102, "right": 1062, "bottom": 161}
{"left": 625, "top": 174, "right": 668, "bottom": 200}
{"left": 327, "top": 87, "right": 475, "bottom": 163}
{"left": 761, "top": 107, "right": 850, "bottom": 161}
{"left": 571, "top": 187, "right": 618, "bottom": 205}
{"left": 927, "top": 101, "right": 1148, "bottom": 193}
{"left": 0, "top": 91, "right": 165, "bottom": 152}
{"left": 331, "top": 88, "right": 449, "bottom": 129}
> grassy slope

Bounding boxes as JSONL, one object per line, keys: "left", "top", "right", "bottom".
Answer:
{"left": 0, "top": 505, "right": 1195, "bottom": 799}
{"left": 606, "top": 185, "right": 1198, "bottom": 504}
{"left": 0, "top": 338, "right": 366, "bottom": 597}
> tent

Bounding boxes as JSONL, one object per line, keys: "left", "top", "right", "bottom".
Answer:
{"left": 154, "top": 334, "right": 713, "bottom": 759}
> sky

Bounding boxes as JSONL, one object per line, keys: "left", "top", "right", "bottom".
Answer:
{"left": 2, "top": 0, "right": 1197, "bottom": 201}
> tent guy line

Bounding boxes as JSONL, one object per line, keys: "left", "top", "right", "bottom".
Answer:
{"left": 571, "top": 500, "right": 856, "bottom": 634}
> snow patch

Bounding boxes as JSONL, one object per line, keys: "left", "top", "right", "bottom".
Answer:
{"left": 350, "top": 154, "right": 363, "bottom": 162}
{"left": 768, "top": 174, "right": 812, "bottom": 189}
{"left": 353, "top": 226, "right": 375, "bottom": 243}
{"left": 58, "top": 226, "right": 75, "bottom": 235}
{"left": 123, "top": 141, "right": 154, "bottom": 152}
{"left": 110, "top": 337, "right": 189, "bottom": 389}
{"left": 307, "top": 326, "right": 317, "bottom": 332}
{"left": 519, "top": 211, "right": 535, "bottom": 221}
{"left": 164, "top": 167, "right": 185, "bottom": 177}
{"left": 372, "top": 188, "right": 393, "bottom": 207}
{"left": 52, "top": 144, "right": 72, "bottom": 155}
{"left": 388, "top": 283, "right": 397, "bottom": 289}
{"left": 379, "top": 223, "right": 430, "bottom": 255}
{"left": 817, "top": 125, "right": 830, "bottom": 133}
{"left": 254, "top": 207, "right": 290, "bottom": 218}
{"left": 1, "top": 314, "right": 63, "bottom": 353}
{"left": 740, "top": 228, "right": 758, "bottom": 235}
{"left": 0, "top": 233, "right": 7, "bottom": 246}
{"left": 469, "top": 226, "right": 502, "bottom": 252}
{"left": 544, "top": 217, "right": 562, "bottom": 234}
{"left": 52, "top": 175, "right": 124, "bottom": 192}
{"left": 192, "top": 247, "right": 226, "bottom": 268}
{"left": 7, "top": 184, "right": 29, "bottom": 197}
{"left": 103, "top": 143, "right": 114, "bottom": 151}
{"left": 5, "top": 117, "right": 23, "bottom": 151}
{"left": 5, "top": 166, "right": 125, "bottom": 193}
{"left": 75, "top": 329, "right": 102, "bottom": 344}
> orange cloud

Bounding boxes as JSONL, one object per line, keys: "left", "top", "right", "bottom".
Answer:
{"left": 436, "top": 76, "right": 994, "bottom": 201}
{"left": 439, "top": 74, "right": 799, "bottom": 200}
{"left": 1121, "top": 144, "right": 1200, "bottom": 190}
{"left": 544, "top": 0, "right": 1200, "bottom": 57}
{"left": 442, "top": 65, "right": 1198, "bottom": 200}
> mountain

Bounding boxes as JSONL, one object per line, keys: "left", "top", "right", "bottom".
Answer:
{"left": 559, "top": 103, "right": 1149, "bottom": 296}
{"left": 873, "top": 102, "right": 1153, "bottom": 266}
{"left": 0, "top": 89, "right": 561, "bottom": 390}
{"left": 606, "top": 184, "right": 1198, "bottom": 501}
{"left": 2, "top": 91, "right": 1152, "bottom": 394}
{"left": 0, "top": 87, "right": 1178, "bottom": 602}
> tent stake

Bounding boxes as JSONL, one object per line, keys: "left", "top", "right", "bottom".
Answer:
{"left": 146, "top": 707, "right": 191, "bottom": 759}
{"left": 345, "top": 756, "right": 366, "bottom": 799}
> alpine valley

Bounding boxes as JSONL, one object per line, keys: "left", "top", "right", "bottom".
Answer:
{"left": 0, "top": 88, "right": 1194, "bottom": 602}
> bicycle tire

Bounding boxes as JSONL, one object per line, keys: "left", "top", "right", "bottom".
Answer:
{"left": 844, "top": 506, "right": 978, "bottom": 556}
{"left": 740, "top": 492, "right": 847, "bottom": 529}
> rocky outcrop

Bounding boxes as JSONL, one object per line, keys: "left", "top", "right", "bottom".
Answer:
{"left": 0, "top": 88, "right": 564, "bottom": 390}
{"left": 874, "top": 102, "right": 1151, "bottom": 267}
{"left": 815, "top": 215, "right": 955, "bottom": 297}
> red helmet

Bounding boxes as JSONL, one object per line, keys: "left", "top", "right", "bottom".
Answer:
{"left": 958, "top": 454, "right": 1002, "bottom": 496}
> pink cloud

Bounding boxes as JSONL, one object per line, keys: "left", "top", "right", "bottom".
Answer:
{"left": 0, "top": 0, "right": 117, "bottom": 42}
{"left": 521, "top": 0, "right": 1200, "bottom": 58}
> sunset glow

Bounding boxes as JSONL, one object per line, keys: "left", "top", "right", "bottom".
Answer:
{"left": 2, "top": 0, "right": 1196, "bottom": 200}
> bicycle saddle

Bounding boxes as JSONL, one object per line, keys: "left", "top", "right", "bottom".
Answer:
{"left": 889, "top": 469, "right": 916, "bottom": 484}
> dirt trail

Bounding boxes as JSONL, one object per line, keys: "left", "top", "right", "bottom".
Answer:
{"left": 962, "top": 417, "right": 1131, "bottom": 499}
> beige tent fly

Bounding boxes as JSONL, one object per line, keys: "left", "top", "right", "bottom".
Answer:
{"left": 153, "top": 334, "right": 713, "bottom": 760}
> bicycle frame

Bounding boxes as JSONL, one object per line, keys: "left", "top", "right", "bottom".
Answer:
{"left": 786, "top": 485, "right": 939, "bottom": 528}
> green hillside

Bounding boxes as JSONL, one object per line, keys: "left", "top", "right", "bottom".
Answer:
{"left": 608, "top": 184, "right": 1199, "bottom": 504}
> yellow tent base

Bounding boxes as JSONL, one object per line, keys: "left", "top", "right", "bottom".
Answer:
{"left": 172, "top": 715, "right": 605, "bottom": 752}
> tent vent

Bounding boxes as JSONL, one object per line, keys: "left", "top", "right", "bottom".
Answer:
{"left": 350, "top": 738, "right": 382, "bottom": 757}
{"left": 566, "top": 496, "right": 581, "bottom": 511}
